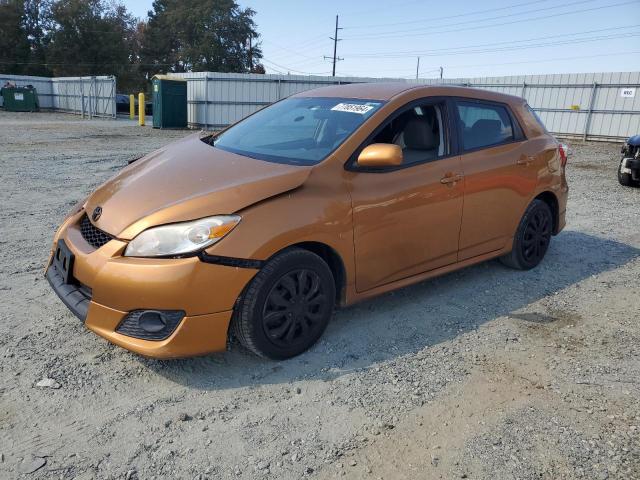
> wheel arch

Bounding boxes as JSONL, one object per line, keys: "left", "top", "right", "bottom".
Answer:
{"left": 288, "top": 241, "right": 346, "bottom": 306}
{"left": 534, "top": 191, "right": 560, "bottom": 234}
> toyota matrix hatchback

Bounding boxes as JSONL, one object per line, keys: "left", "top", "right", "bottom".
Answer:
{"left": 47, "top": 83, "right": 568, "bottom": 360}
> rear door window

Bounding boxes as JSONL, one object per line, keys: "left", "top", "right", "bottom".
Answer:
{"left": 456, "top": 101, "right": 515, "bottom": 151}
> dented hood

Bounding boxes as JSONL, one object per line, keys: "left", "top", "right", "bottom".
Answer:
{"left": 85, "top": 134, "right": 312, "bottom": 240}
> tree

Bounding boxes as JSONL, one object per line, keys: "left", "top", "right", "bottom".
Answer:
{"left": 0, "top": 0, "right": 32, "bottom": 74}
{"left": 140, "top": 0, "right": 262, "bottom": 78}
{"left": 45, "top": 0, "right": 136, "bottom": 81}
{"left": 22, "top": 0, "right": 53, "bottom": 76}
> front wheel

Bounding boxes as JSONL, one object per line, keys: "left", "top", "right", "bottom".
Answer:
{"left": 618, "top": 158, "right": 638, "bottom": 187}
{"left": 500, "top": 199, "right": 553, "bottom": 270}
{"left": 231, "top": 248, "right": 336, "bottom": 360}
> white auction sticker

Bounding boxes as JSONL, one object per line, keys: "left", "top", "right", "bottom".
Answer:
{"left": 620, "top": 88, "right": 636, "bottom": 98}
{"left": 331, "top": 103, "right": 375, "bottom": 114}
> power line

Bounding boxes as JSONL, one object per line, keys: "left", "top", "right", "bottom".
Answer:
{"left": 261, "top": 39, "right": 319, "bottom": 60}
{"left": 351, "top": 50, "right": 640, "bottom": 78}
{"left": 341, "top": 30, "right": 640, "bottom": 60}
{"left": 342, "top": 24, "right": 639, "bottom": 58}
{"left": 293, "top": 33, "right": 332, "bottom": 49}
{"left": 339, "top": 0, "right": 432, "bottom": 16}
{"left": 342, "top": 0, "right": 554, "bottom": 29}
{"left": 341, "top": 1, "right": 639, "bottom": 41}
{"left": 261, "top": 57, "right": 332, "bottom": 76}
{"left": 443, "top": 50, "right": 640, "bottom": 70}
{"left": 344, "top": 0, "right": 599, "bottom": 38}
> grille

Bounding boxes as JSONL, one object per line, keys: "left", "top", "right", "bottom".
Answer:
{"left": 80, "top": 214, "right": 113, "bottom": 249}
{"left": 116, "top": 310, "right": 184, "bottom": 341}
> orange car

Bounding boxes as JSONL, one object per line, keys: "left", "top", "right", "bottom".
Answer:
{"left": 47, "top": 83, "right": 568, "bottom": 360}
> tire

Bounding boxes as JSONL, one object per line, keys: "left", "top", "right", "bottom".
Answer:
{"left": 231, "top": 248, "right": 336, "bottom": 360}
{"left": 618, "top": 159, "right": 638, "bottom": 187}
{"left": 500, "top": 199, "right": 553, "bottom": 270}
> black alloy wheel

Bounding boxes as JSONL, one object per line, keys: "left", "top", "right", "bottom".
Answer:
{"left": 262, "top": 269, "right": 328, "bottom": 348}
{"left": 500, "top": 199, "right": 553, "bottom": 270}
{"left": 521, "top": 206, "right": 552, "bottom": 265}
{"left": 232, "top": 248, "right": 336, "bottom": 359}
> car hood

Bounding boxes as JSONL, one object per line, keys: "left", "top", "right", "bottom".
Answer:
{"left": 627, "top": 134, "right": 640, "bottom": 146}
{"left": 85, "top": 133, "right": 312, "bottom": 240}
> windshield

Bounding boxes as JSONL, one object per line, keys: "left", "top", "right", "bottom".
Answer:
{"left": 211, "top": 97, "right": 384, "bottom": 165}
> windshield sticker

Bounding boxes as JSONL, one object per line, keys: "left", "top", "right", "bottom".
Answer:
{"left": 331, "top": 103, "right": 376, "bottom": 114}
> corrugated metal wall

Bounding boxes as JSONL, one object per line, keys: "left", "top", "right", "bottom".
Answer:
{"left": 170, "top": 71, "right": 639, "bottom": 141}
{"left": 2, "top": 71, "right": 637, "bottom": 139}
{"left": 413, "top": 71, "right": 640, "bottom": 141}
{"left": 168, "top": 72, "right": 398, "bottom": 129}
{"left": 0, "top": 74, "right": 116, "bottom": 118}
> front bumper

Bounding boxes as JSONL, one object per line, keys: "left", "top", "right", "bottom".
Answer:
{"left": 46, "top": 212, "right": 258, "bottom": 359}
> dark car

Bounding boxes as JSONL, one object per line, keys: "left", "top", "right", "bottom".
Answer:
{"left": 619, "top": 135, "right": 640, "bottom": 187}
{"left": 115, "top": 94, "right": 131, "bottom": 113}
{"left": 116, "top": 94, "right": 153, "bottom": 115}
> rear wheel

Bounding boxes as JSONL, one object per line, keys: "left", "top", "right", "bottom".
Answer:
{"left": 231, "top": 248, "right": 335, "bottom": 359}
{"left": 500, "top": 199, "right": 553, "bottom": 270}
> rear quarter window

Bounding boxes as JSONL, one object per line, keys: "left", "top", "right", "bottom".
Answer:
{"left": 525, "top": 104, "right": 549, "bottom": 133}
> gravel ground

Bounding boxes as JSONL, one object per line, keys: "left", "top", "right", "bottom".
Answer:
{"left": 0, "top": 111, "right": 639, "bottom": 480}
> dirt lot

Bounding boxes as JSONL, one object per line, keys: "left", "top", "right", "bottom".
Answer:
{"left": 1, "top": 111, "right": 639, "bottom": 480}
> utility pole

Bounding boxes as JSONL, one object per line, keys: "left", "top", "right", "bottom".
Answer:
{"left": 416, "top": 57, "right": 420, "bottom": 79}
{"left": 324, "top": 15, "right": 343, "bottom": 77}
{"left": 440, "top": 66, "right": 443, "bottom": 79}
{"left": 248, "top": 36, "right": 253, "bottom": 72}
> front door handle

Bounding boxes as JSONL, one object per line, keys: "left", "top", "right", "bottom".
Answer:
{"left": 440, "top": 173, "right": 464, "bottom": 184}
{"left": 517, "top": 155, "right": 536, "bottom": 166}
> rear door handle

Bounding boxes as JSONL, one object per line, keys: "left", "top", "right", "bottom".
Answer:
{"left": 517, "top": 155, "right": 536, "bottom": 166}
{"left": 440, "top": 173, "right": 464, "bottom": 184}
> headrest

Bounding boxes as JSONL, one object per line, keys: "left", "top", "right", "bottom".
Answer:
{"left": 470, "top": 119, "right": 502, "bottom": 136}
{"left": 403, "top": 118, "right": 438, "bottom": 150}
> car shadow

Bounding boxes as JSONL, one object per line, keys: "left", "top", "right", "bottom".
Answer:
{"left": 139, "top": 230, "right": 639, "bottom": 390}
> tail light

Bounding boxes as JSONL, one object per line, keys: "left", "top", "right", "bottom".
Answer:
{"left": 558, "top": 143, "right": 568, "bottom": 168}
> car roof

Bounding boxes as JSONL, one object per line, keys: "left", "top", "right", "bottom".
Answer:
{"left": 293, "top": 82, "right": 523, "bottom": 104}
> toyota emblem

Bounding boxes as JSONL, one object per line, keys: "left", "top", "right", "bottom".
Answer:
{"left": 92, "top": 206, "right": 102, "bottom": 222}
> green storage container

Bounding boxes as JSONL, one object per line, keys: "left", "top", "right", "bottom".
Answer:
{"left": 152, "top": 76, "right": 187, "bottom": 128}
{"left": 1, "top": 86, "right": 39, "bottom": 112}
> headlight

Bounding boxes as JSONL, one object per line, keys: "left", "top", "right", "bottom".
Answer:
{"left": 124, "top": 215, "right": 241, "bottom": 257}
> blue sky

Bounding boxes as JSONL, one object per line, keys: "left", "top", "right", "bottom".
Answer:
{"left": 125, "top": 0, "right": 640, "bottom": 78}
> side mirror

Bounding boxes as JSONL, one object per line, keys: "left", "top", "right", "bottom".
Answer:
{"left": 357, "top": 143, "right": 403, "bottom": 168}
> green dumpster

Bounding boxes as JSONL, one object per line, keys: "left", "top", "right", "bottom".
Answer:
{"left": 152, "top": 75, "right": 187, "bottom": 128}
{"left": 1, "top": 86, "right": 39, "bottom": 112}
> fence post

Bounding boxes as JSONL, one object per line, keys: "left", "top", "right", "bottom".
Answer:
{"left": 88, "top": 78, "right": 93, "bottom": 119}
{"left": 583, "top": 81, "right": 598, "bottom": 141}
{"left": 521, "top": 81, "right": 527, "bottom": 100}
{"left": 110, "top": 77, "right": 116, "bottom": 118}
{"left": 92, "top": 78, "right": 96, "bottom": 118}
{"left": 204, "top": 74, "right": 209, "bottom": 130}
{"left": 80, "top": 78, "right": 85, "bottom": 119}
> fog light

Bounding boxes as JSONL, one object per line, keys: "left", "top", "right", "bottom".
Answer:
{"left": 116, "top": 310, "right": 185, "bottom": 341}
{"left": 138, "top": 311, "right": 167, "bottom": 333}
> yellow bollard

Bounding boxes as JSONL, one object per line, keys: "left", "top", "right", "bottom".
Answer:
{"left": 138, "top": 93, "right": 145, "bottom": 126}
{"left": 129, "top": 94, "right": 135, "bottom": 119}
